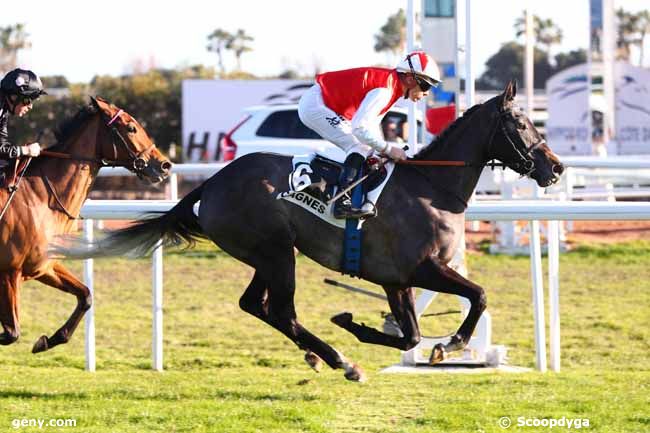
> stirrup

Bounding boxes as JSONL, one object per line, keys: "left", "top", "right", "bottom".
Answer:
{"left": 333, "top": 201, "right": 375, "bottom": 220}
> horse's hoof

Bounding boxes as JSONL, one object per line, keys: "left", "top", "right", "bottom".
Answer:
{"left": 429, "top": 343, "right": 447, "bottom": 365}
{"left": 304, "top": 351, "right": 323, "bottom": 373}
{"left": 344, "top": 364, "right": 367, "bottom": 382}
{"left": 32, "top": 335, "right": 49, "bottom": 354}
{"left": 331, "top": 312, "right": 353, "bottom": 328}
{"left": 0, "top": 331, "right": 19, "bottom": 346}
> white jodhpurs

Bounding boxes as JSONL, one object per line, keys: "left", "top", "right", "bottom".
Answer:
{"left": 298, "top": 84, "right": 371, "bottom": 157}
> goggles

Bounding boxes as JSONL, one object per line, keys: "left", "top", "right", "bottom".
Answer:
{"left": 406, "top": 55, "right": 440, "bottom": 92}
{"left": 17, "top": 95, "right": 39, "bottom": 105}
{"left": 414, "top": 76, "right": 433, "bottom": 92}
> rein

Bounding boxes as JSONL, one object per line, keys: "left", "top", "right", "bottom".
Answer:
{"left": 42, "top": 174, "right": 80, "bottom": 220}
{"left": 396, "top": 159, "right": 507, "bottom": 169}
{"left": 40, "top": 109, "right": 154, "bottom": 172}
{"left": 392, "top": 105, "right": 543, "bottom": 210}
{"left": 401, "top": 106, "right": 541, "bottom": 174}
{"left": 2, "top": 107, "right": 154, "bottom": 221}
{"left": 40, "top": 148, "right": 151, "bottom": 170}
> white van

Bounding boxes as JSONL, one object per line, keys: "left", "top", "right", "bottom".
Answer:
{"left": 219, "top": 104, "right": 429, "bottom": 161}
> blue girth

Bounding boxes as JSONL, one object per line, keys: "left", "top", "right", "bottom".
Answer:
{"left": 342, "top": 173, "right": 364, "bottom": 277}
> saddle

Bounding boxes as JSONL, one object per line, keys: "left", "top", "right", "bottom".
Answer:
{"left": 280, "top": 153, "right": 394, "bottom": 278}
{"left": 291, "top": 154, "right": 388, "bottom": 203}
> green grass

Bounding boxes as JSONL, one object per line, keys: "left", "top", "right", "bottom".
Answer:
{"left": 0, "top": 241, "right": 649, "bottom": 432}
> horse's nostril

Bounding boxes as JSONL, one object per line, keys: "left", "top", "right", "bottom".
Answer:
{"left": 552, "top": 163, "right": 564, "bottom": 175}
{"left": 161, "top": 161, "right": 172, "bottom": 172}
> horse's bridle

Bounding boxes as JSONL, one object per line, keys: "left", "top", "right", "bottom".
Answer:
{"left": 486, "top": 107, "right": 545, "bottom": 178}
{"left": 399, "top": 103, "right": 549, "bottom": 210}
{"left": 40, "top": 108, "right": 155, "bottom": 176}
{"left": 403, "top": 104, "right": 545, "bottom": 176}
{"left": 103, "top": 109, "right": 155, "bottom": 174}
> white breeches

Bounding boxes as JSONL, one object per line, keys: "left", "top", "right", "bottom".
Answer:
{"left": 298, "top": 84, "right": 371, "bottom": 157}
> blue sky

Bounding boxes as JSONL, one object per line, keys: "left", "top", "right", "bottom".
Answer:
{"left": 1, "top": 0, "right": 648, "bottom": 83}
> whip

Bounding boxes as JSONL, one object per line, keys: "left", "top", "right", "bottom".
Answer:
{"left": 0, "top": 156, "right": 33, "bottom": 222}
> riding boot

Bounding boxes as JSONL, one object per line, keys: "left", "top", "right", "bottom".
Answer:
{"left": 333, "top": 153, "right": 374, "bottom": 219}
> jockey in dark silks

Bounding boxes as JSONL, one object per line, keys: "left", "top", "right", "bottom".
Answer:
{"left": 0, "top": 68, "right": 47, "bottom": 165}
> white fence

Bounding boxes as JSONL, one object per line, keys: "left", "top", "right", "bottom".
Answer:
{"left": 78, "top": 199, "right": 650, "bottom": 373}
{"left": 99, "top": 157, "right": 650, "bottom": 204}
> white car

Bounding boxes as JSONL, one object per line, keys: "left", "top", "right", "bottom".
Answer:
{"left": 219, "top": 104, "right": 430, "bottom": 161}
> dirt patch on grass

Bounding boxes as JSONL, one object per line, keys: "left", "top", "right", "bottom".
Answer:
{"left": 465, "top": 220, "right": 650, "bottom": 250}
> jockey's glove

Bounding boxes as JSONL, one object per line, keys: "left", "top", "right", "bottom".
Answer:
{"left": 20, "top": 142, "right": 41, "bottom": 157}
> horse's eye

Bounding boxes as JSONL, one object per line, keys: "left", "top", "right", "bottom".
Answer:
{"left": 516, "top": 120, "right": 526, "bottom": 130}
{"left": 127, "top": 124, "right": 137, "bottom": 134}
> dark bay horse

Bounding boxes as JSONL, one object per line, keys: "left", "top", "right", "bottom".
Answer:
{"left": 58, "top": 81, "right": 563, "bottom": 380}
{"left": 0, "top": 97, "right": 170, "bottom": 353}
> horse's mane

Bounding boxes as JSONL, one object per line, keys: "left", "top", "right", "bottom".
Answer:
{"left": 25, "top": 103, "right": 99, "bottom": 174}
{"left": 413, "top": 103, "right": 485, "bottom": 160}
{"left": 50, "top": 103, "right": 99, "bottom": 150}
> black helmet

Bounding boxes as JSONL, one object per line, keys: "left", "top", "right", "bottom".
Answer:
{"left": 1, "top": 68, "right": 47, "bottom": 99}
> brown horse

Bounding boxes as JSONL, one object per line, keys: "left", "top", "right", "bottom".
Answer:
{"left": 0, "top": 96, "right": 170, "bottom": 353}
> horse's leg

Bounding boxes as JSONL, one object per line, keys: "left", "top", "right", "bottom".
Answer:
{"left": 331, "top": 286, "right": 421, "bottom": 351}
{"left": 0, "top": 271, "right": 21, "bottom": 345}
{"left": 409, "top": 257, "right": 487, "bottom": 364}
{"left": 32, "top": 262, "right": 92, "bottom": 353}
{"left": 238, "top": 272, "right": 270, "bottom": 320}
{"left": 239, "top": 271, "right": 323, "bottom": 372}
{"left": 249, "top": 236, "right": 365, "bottom": 381}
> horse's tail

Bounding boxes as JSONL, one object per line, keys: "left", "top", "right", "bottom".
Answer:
{"left": 54, "top": 185, "right": 206, "bottom": 259}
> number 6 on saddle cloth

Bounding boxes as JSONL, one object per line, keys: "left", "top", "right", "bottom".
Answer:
{"left": 278, "top": 154, "right": 394, "bottom": 276}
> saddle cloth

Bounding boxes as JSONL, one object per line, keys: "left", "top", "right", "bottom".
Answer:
{"left": 277, "top": 153, "right": 395, "bottom": 228}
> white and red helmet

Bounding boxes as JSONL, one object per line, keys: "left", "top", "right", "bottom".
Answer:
{"left": 395, "top": 51, "right": 442, "bottom": 88}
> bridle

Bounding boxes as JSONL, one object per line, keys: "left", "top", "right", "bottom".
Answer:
{"left": 104, "top": 109, "right": 155, "bottom": 174}
{"left": 485, "top": 106, "right": 545, "bottom": 178}
{"left": 398, "top": 102, "right": 546, "bottom": 210}
{"left": 5, "top": 106, "right": 160, "bottom": 221}
{"left": 41, "top": 108, "right": 155, "bottom": 176}
{"left": 400, "top": 103, "right": 543, "bottom": 175}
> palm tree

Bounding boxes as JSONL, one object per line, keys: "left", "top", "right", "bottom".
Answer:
{"left": 207, "top": 29, "right": 232, "bottom": 75}
{"left": 616, "top": 8, "right": 638, "bottom": 62}
{"left": 633, "top": 10, "right": 650, "bottom": 65}
{"left": 0, "top": 24, "right": 31, "bottom": 72}
{"left": 514, "top": 13, "right": 563, "bottom": 56}
{"left": 227, "top": 29, "right": 254, "bottom": 71}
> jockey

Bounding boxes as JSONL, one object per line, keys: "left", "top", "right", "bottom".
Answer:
{"left": 0, "top": 68, "right": 46, "bottom": 162}
{"left": 298, "top": 51, "right": 441, "bottom": 219}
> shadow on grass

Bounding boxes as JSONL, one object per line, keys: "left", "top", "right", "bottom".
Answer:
{"left": 0, "top": 388, "right": 316, "bottom": 403}
{"left": 211, "top": 389, "right": 319, "bottom": 402}
{"left": 0, "top": 390, "right": 89, "bottom": 400}
{"left": 629, "top": 416, "right": 650, "bottom": 425}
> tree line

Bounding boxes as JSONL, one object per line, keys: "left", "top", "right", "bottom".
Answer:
{"left": 373, "top": 8, "right": 650, "bottom": 90}
{"left": 1, "top": 8, "right": 648, "bottom": 152}
{"left": 7, "top": 66, "right": 215, "bottom": 157}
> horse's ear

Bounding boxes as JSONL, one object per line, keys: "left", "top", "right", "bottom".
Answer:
{"left": 90, "top": 96, "right": 99, "bottom": 108}
{"left": 500, "top": 79, "right": 517, "bottom": 109}
{"left": 91, "top": 96, "right": 112, "bottom": 113}
{"left": 504, "top": 79, "right": 517, "bottom": 101}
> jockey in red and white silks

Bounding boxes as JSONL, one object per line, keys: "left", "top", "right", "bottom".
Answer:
{"left": 298, "top": 51, "right": 442, "bottom": 219}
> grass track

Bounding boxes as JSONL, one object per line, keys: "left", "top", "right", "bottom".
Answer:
{"left": 0, "top": 241, "right": 648, "bottom": 432}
